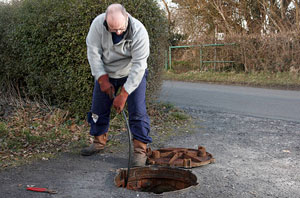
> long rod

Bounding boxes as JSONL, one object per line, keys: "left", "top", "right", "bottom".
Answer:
{"left": 113, "top": 93, "right": 132, "bottom": 188}
{"left": 122, "top": 110, "right": 132, "bottom": 188}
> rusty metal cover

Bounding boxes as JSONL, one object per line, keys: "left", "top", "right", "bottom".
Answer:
{"left": 146, "top": 146, "right": 215, "bottom": 168}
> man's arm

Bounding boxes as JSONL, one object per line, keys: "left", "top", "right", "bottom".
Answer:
{"left": 86, "top": 17, "right": 107, "bottom": 81}
{"left": 123, "top": 22, "right": 150, "bottom": 94}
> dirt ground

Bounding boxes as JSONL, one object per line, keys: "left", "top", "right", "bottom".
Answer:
{"left": 0, "top": 104, "right": 299, "bottom": 198}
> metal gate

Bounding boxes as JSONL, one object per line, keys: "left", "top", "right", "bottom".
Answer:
{"left": 165, "top": 43, "right": 236, "bottom": 72}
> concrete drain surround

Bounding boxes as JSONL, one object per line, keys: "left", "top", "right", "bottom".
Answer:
{"left": 114, "top": 166, "right": 198, "bottom": 194}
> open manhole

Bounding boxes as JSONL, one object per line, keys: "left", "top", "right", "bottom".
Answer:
{"left": 114, "top": 166, "right": 198, "bottom": 194}
{"left": 147, "top": 145, "right": 215, "bottom": 168}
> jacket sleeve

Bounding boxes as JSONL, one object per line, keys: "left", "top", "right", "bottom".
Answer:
{"left": 123, "top": 23, "right": 150, "bottom": 94}
{"left": 86, "top": 17, "right": 107, "bottom": 81}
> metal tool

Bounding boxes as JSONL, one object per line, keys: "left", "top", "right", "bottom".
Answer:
{"left": 113, "top": 92, "right": 132, "bottom": 188}
{"left": 121, "top": 109, "right": 132, "bottom": 188}
{"left": 26, "top": 187, "right": 57, "bottom": 194}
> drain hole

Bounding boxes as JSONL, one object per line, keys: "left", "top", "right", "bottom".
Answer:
{"left": 114, "top": 166, "right": 198, "bottom": 194}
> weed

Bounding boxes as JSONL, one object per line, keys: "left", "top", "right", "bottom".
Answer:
{"left": 170, "top": 112, "right": 189, "bottom": 121}
{"left": 22, "top": 129, "right": 45, "bottom": 144}
{"left": 162, "top": 102, "right": 175, "bottom": 110}
{"left": 0, "top": 122, "right": 8, "bottom": 137}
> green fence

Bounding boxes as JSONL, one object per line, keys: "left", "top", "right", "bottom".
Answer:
{"left": 165, "top": 43, "right": 236, "bottom": 71}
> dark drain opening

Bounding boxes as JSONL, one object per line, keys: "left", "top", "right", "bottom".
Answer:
{"left": 114, "top": 166, "right": 198, "bottom": 194}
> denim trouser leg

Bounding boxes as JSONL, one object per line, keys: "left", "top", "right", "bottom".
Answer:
{"left": 88, "top": 80, "right": 113, "bottom": 136}
{"left": 127, "top": 73, "right": 152, "bottom": 143}
{"left": 88, "top": 72, "right": 152, "bottom": 143}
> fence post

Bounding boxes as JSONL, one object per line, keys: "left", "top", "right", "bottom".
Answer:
{"left": 199, "top": 46, "right": 203, "bottom": 71}
{"left": 214, "top": 45, "right": 217, "bottom": 71}
{"left": 169, "top": 46, "right": 172, "bottom": 70}
{"left": 165, "top": 50, "right": 168, "bottom": 70}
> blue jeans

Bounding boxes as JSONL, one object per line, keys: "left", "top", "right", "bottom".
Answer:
{"left": 87, "top": 71, "right": 152, "bottom": 143}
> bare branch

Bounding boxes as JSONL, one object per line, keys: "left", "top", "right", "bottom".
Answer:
{"left": 161, "top": 0, "right": 171, "bottom": 26}
{"left": 211, "top": 0, "right": 233, "bottom": 34}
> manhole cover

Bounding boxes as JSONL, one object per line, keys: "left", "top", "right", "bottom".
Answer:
{"left": 146, "top": 145, "right": 215, "bottom": 168}
{"left": 115, "top": 166, "right": 198, "bottom": 194}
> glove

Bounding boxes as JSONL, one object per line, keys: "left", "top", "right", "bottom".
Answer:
{"left": 98, "top": 74, "right": 115, "bottom": 99}
{"left": 113, "top": 87, "right": 129, "bottom": 113}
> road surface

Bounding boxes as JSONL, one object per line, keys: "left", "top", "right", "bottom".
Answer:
{"left": 0, "top": 81, "right": 299, "bottom": 198}
{"left": 159, "top": 80, "right": 300, "bottom": 122}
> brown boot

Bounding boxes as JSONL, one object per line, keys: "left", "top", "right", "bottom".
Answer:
{"left": 81, "top": 133, "right": 108, "bottom": 156}
{"left": 132, "top": 139, "right": 147, "bottom": 167}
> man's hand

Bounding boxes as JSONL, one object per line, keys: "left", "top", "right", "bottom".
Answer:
{"left": 113, "top": 87, "right": 129, "bottom": 113}
{"left": 98, "top": 74, "right": 115, "bottom": 99}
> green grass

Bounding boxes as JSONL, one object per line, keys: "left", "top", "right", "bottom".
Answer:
{"left": 0, "top": 122, "right": 8, "bottom": 137}
{"left": 170, "top": 112, "right": 189, "bottom": 121}
{"left": 163, "top": 70, "right": 300, "bottom": 90}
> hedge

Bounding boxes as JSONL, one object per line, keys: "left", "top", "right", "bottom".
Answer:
{"left": 0, "top": 0, "right": 168, "bottom": 117}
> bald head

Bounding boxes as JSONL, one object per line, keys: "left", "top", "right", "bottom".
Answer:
{"left": 105, "top": 4, "right": 128, "bottom": 35}
{"left": 106, "top": 4, "right": 127, "bottom": 17}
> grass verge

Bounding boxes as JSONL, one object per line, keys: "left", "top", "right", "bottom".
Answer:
{"left": 163, "top": 70, "right": 300, "bottom": 90}
{"left": 0, "top": 97, "right": 191, "bottom": 170}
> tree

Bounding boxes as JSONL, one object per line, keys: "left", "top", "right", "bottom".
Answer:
{"left": 161, "top": 0, "right": 171, "bottom": 26}
{"left": 171, "top": 0, "right": 298, "bottom": 41}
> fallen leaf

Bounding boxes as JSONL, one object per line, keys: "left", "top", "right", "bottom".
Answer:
{"left": 70, "top": 124, "right": 77, "bottom": 132}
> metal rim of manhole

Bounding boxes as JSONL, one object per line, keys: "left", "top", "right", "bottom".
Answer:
{"left": 146, "top": 145, "right": 215, "bottom": 168}
{"left": 114, "top": 166, "right": 198, "bottom": 194}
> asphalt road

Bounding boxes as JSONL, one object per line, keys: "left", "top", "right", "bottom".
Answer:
{"left": 1, "top": 81, "right": 300, "bottom": 198}
{"left": 159, "top": 81, "right": 300, "bottom": 122}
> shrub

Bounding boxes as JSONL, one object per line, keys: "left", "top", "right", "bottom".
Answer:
{"left": 228, "top": 33, "right": 300, "bottom": 73}
{"left": 0, "top": 2, "right": 19, "bottom": 83}
{"left": 0, "top": 0, "right": 168, "bottom": 117}
{"left": 172, "top": 33, "right": 300, "bottom": 73}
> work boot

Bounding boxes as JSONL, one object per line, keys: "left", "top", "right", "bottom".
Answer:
{"left": 132, "top": 139, "right": 147, "bottom": 167}
{"left": 81, "top": 133, "right": 108, "bottom": 156}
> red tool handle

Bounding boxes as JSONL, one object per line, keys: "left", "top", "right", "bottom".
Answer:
{"left": 27, "top": 187, "right": 57, "bottom": 194}
{"left": 27, "top": 187, "right": 47, "bottom": 192}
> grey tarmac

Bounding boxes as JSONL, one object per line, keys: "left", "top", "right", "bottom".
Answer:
{"left": 0, "top": 81, "right": 299, "bottom": 198}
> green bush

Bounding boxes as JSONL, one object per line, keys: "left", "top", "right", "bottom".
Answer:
{"left": 0, "top": 2, "right": 19, "bottom": 83}
{"left": 0, "top": 0, "right": 168, "bottom": 117}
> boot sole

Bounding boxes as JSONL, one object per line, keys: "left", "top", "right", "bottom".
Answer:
{"left": 81, "top": 149, "right": 105, "bottom": 156}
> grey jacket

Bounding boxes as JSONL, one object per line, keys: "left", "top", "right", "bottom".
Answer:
{"left": 86, "top": 13, "right": 150, "bottom": 94}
